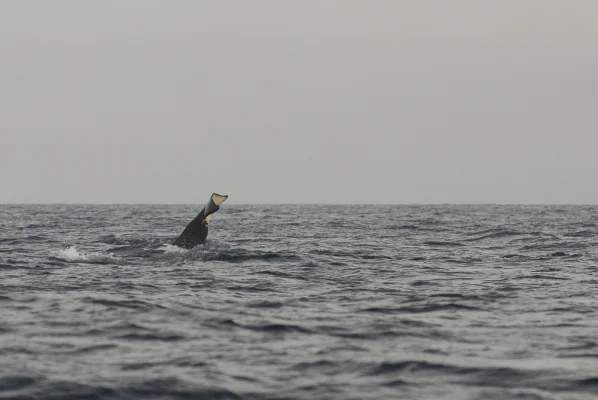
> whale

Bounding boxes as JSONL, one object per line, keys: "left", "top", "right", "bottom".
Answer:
{"left": 173, "top": 193, "right": 228, "bottom": 249}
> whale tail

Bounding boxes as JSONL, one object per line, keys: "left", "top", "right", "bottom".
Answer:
{"left": 173, "top": 193, "right": 228, "bottom": 249}
{"left": 204, "top": 193, "right": 228, "bottom": 222}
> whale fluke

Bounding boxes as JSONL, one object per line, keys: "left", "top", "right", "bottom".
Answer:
{"left": 173, "top": 193, "right": 228, "bottom": 249}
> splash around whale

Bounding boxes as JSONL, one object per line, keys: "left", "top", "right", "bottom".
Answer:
{"left": 172, "top": 193, "right": 228, "bottom": 249}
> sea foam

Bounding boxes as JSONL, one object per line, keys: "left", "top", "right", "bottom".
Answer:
{"left": 52, "top": 246, "right": 118, "bottom": 262}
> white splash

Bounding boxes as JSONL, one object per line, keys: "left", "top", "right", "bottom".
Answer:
{"left": 162, "top": 244, "right": 188, "bottom": 254}
{"left": 52, "top": 246, "right": 118, "bottom": 262}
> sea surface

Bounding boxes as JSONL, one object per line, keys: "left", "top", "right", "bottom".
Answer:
{"left": 0, "top": 204, "right": 597, "bottom": 400}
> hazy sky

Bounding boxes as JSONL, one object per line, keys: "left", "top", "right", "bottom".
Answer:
{"left": 1, "top": 1, "right": 596, "bottom": 204}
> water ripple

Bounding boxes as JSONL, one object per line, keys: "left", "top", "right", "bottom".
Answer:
{"left": 0, "top": 204, "right": 597, "bottom": 399}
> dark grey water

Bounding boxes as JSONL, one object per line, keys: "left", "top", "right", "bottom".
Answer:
{"left": 1, "top": 204, "right": 597, "bottom": 400}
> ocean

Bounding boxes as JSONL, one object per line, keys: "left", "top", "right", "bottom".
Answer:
{"left": 0, "top": 204, "right": 597, "bottom": 400}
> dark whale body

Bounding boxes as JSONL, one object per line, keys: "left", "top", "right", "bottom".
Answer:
{"left": 173, "top": 193, "right": 228, "bottom": 249}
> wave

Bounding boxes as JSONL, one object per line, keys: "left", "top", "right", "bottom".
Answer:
{"left": 308, "top": 248, "right": 395, "bottom": 260}
{"left": 385, "top": 224, "right": 450, "bottom": 232}
{"left": 361, "top": 302, "right": 484, "bottom": 314}
{"left": 362, "top": 360, "right": 550, "bottom": 389}
{"left": 114, "top": 333, "right": 186, "bottom": 341}
{"left": 98, "top": 234, "right": 164, "bottom": 246}
{"left": 162, "top": 243, "right": 301, "bottom": 263}
{"left": 565, "top": 230, "right": 596, "bottom": 237}
{"left": 0, "top": 377, "right": 245, "bottom": 400}
{"left": 365, "top": 360, "right": 466, "bottom": 375}
{"left": 520, "top": 242, "right": 587, "bottom": 251}
{"left": 424, "top": 241, "right": 463, "bottom": 247}
{"left": 462, "top": 228, "right": 522, "bottom": 242}
{"left": 218, "top": 319, "right": 312, "bottom": 334}
{"left": 82, "top": 297, "right": 165, "bottom": 312}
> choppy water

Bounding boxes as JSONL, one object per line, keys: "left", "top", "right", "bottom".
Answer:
{"left": 1, "top": 204, "right": 597, "bottom": 400}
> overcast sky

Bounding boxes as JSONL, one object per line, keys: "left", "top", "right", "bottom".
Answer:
{"left": 1, "top": 1, "right": 596, "bottom": 204}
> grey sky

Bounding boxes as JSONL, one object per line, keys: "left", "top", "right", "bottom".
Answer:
{"left": 1, "top": 1, "right": 596, "bottom": 204}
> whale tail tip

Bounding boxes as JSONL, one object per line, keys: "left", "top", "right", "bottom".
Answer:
{"left": 211, "top": 193, "right": 228, "bottom": 206}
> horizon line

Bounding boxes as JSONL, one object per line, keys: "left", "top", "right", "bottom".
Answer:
{"left": 1, "top": 202, "right": 596, "bottom": 206}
